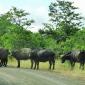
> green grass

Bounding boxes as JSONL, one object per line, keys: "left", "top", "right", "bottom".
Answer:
{"left": 8, "top": 59, "right": 85, "bottom": 79}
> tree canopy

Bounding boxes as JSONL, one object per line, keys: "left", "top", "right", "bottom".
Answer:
{"left": 0, "top": 1, "right": 85, "bottom": 55}
{"left": 40, "top": 0, "right": 83, "bottom": 42}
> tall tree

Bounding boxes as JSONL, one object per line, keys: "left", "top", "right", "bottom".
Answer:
{"left": 0, "top": 7, "right": 34, "bottom": 49}
{"left": 40, "top": 0, "right": 83, "bottom": 42}
{"left": 6, "top": 7, "right": 34, "bottom": 27}
{"left": 49, "top": 0, "right": 83, "bottom": 35}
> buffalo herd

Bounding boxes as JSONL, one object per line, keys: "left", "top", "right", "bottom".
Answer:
{"left": 0, "top": 48, "right": 85, "bottom": 70}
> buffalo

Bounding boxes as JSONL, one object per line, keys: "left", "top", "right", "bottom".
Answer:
{"left": 30, "top": 49, "right": 55, "bottom": 70}
{"left": 61, "top": 50, "right": 80, "bottom": 69}
{"left": 78, "top": 50, "right": 85, "bottom": 70}
{"left": 0, "top": 48, "right": 10, "bottom": 67}
{"left": 11, "top": 48, "right": 31, "bottom": 68}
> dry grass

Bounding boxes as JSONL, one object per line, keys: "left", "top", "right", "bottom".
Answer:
{"left": 8, "top": 59, "right": 85, "bottom": 79}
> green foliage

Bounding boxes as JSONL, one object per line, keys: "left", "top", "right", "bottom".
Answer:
{"left": 49, "top": 0, "right": 83, "bottom": 28}
{"left": 0, "top": 6, "right": 85, "bottom": 57}
{"left": 55, "top": 28, "right": 85, "bottom": 54}
{"left": 0, "top": 7, "right": 34, "bottom": 50}
{"left": 6, "top": 7, "right": 34, "bottom": 27}
{"left": 41, "top": 0, "right": 83, "bottom": 43}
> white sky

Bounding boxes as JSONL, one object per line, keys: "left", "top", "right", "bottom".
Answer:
{"left": 0, "top": 0, "right": 85, "bottom": 32}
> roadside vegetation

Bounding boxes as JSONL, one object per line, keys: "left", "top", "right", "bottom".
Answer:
{"left": 0, "top": 0, "right": 85, "bottom": 80}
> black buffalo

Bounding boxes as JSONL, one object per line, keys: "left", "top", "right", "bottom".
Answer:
{"left": 78, "top": 50, "right": 85, "bottom": 70}
{"left": 61, "top": 51, "right": 80, "bottom": 69}
{"left": 11, "top": 48, "right": 31, "bottom": 68}
{"left": 30, "top": 49, "right": 55, "bottom": 70}
{"left": 0, "top": 48, "right": 9, "bottom": 67}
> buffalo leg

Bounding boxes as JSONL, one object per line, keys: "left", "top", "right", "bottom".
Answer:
{"left": 82, "top": 62, "right": 84, "bottom": 70}
{"left": 31, "top": 60, "right": 33, "bottom": 69}
{"left": 0, "top": 59, "right": 3, "bottom": 66}
{"left": 52, "top": 60, "right": 55, "bottom": 70}
{"left": 17, "top": 60, "right": 20, "bottom": 68}
{"left": 70, "top": 61, "right": 74, "bottom": 70}
{"left": 37, "top": 62, "right": 39, "bottom": 70}
{"left": 0, "top": 60, "right": 2, "bottom": 67}
{"left": 0, "top": 59, "right": 3, "bottom": 67}
{"left": 34, "top": 61, "right": 37, "bottom": 69}
{"left": 49, "top": 61, "right": 52, "bottom": 70}
{"left": 1, "top": 59, "right": 4, "bottom": 66}
{"left": 79, "top": 63, "right": 82, "bottom": 69}
{"left": 80, "top": 62, "right": 84, "bottom": 70}
{"left": 4, "top": 58, "right": 8, "bottom": 67}
{"left": 72, "top": 62, "right": 75, "bottom": 70}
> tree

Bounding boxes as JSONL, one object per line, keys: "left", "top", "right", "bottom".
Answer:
{"left": 49, "top": 0, "right": 83, "bottom": 35}
{"left": 41, "top": 0, "right": 83, "bottom": 42}
{"left": 0, "top": 14, "right": 12, "bottom": 36}
{"left": 0, "top": 7, "right": 34, "bottom": 49}
{"left": 6, "top": 7, "right": 34, "bottom": 27}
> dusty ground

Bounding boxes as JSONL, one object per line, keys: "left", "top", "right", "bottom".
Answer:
{"left": 0, "top": 67, "right": 85, "bottom": 85}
